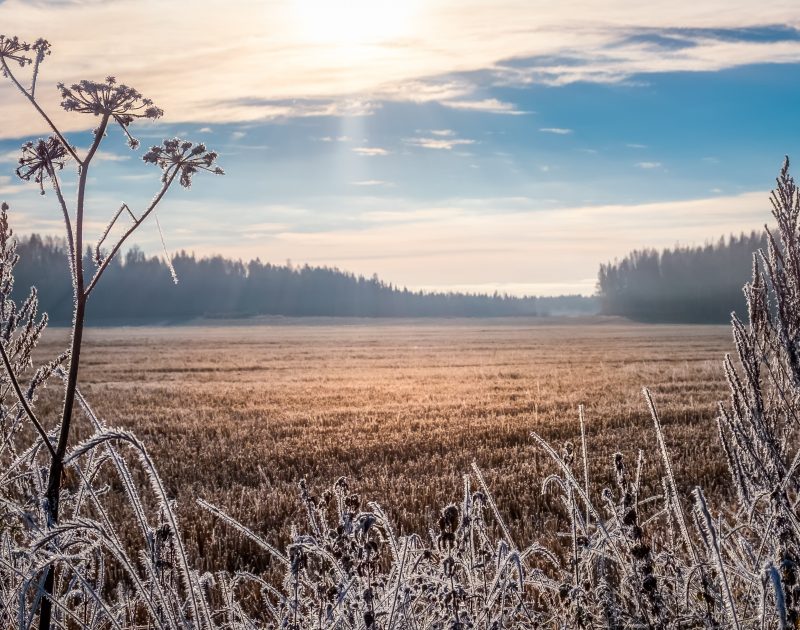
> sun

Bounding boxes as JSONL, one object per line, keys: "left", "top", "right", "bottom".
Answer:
{"left": 291, "top": 0, "right": 416, "bottom": 49}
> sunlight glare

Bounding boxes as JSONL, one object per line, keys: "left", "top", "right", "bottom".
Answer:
{"left": 291, "top": 0, "right": 417, "bottom": 49}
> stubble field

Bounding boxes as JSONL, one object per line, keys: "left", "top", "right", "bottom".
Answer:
{"left": 32, "top": 317, "right": 732, "bottom": 574}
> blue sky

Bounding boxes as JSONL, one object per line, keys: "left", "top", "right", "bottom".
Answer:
{"left": 1, "top": 1, "right": 799, "bottom": 295}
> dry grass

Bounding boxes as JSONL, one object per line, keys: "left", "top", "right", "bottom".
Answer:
{"left": 31, "top": 316, "right": 732, "bottom": 575}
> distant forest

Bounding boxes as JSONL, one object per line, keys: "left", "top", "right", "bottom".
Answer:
{"left": 13, "top": 235, "right": 597, "bottom": 324}
{"left": 597, "top": 231, "right": 767, "bottom": 323}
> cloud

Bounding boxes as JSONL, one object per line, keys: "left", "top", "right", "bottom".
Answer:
{"left": 90, "top": 150, "right": 130, "bottom": 162}
{"left": 0, "top": 150, "right": 20, "bottom": 163}
{"left": 441, "top": 98, "right": 527, "bottom": 115}
{"left": 231, "top": 131, "right": 247, "bottom": 140}
{"left": 317, "top": 135, "right": 352, "bottom": 142}
{"left": 404, "top": 137, "right": 475, "bottom": 150}
{"left": 626, "top": 143, "right": 647, "bottom": 149}
{"left": 197, "top": 127, "right": 213, "bottom": 133}
{"left": 352, "top": 147, "right": 390, "bottom": 156}
{"left": 1, "top": 2, "right": 799, "bottom": 136}
{"left": 539, "top": 127, "right": 572, "bottom": 135}
{"left": 430, "top": 129, "right": 455, "bottom": 137}
{"left": 377, "top": 80, "right": 472, "bottom": 104}
{"left": 203, "top": 190, "right": 769, "bottom": 297}
{"left": 0, "top": 176, "right": 23, "bottom": 195}
{"left": 494, "top": 31, "right": 800, "bottom": 87}
{"left": 635, "top": 161, "right": 662, "bottom": 169}
{"left": 352, "top": 180, "right": 394, "bottom": 187}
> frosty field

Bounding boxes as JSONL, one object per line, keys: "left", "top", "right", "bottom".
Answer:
{"left": 31, "top": 318, "right": 731, "bottom": 573}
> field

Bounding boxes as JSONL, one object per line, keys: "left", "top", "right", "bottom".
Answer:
{"left": 33, "top": 317, "right": 733, "bottom": 574}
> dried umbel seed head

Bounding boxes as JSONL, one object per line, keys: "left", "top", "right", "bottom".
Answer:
{"left": 143, "top": 139, "right": 224, "bottom": 188}
{"left": 16, "top": 137, "right": 70, "bottom": 195}
{"left": 614, "top": 452, "right": 628, "bottom": 488}
{"left": 357, "top": 513, "right": 376, "bottom": 535}
{"left": 562, "top": 441, "right": 575, "bottom": 465}
{"left": 58, "top": 77, "right": 163, "bottom": 147}
{"left": 288, "top": 544, "right": 307, "bottom": 574}
{"left": 344, "top": 493, "right": 360, "bottom": 512}
{"left": 31, "top": 38, "right": 51, "bottom": 58}
{"left": 439, "top": 504, "right": 459, "bottom": 533}
{"left": 334, "top": 476, "right": 349, "bottom": 492}
{"left": 0, "top": 35, "right": 31, "bottom": 71}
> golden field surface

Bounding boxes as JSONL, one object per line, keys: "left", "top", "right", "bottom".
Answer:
{"left": 32, "top": 317, "right": 733, "bottom": 573}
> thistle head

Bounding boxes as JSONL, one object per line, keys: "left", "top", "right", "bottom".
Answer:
{"left": 58, "top": 77, "right": 163, "bottom": 148}
{"left": 142, "top": 138, "right": 224, "bottom": 188}
{"left": 15, "top": 137, "right": 70, "bottom": 195}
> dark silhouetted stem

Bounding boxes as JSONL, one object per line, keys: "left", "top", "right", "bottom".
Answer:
{"left": 37, "top": 114, "right": 109, "bottom": 630}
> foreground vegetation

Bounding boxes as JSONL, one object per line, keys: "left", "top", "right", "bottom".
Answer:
{"left": 2, "top": 34, "right": 800, "bottom": 628}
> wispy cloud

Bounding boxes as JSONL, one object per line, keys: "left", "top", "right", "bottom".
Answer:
{"left": 626, "top": 143, "right": 647, "bottom": 149}
{"left": 636, "top": 161, "right": 662, "bottom": 169}
{"left": 0, "top": 176, "right": 23, "bottom": 195}
{"left": 231, "top": 131, "right": 247, "bottom": 140}
{"left": 539, "top": 127, "right": 572, "bottom": 135}
{"left": 317, "top": 135, "right": 352, "bottom": 142}
{"left": 442, "top": 98, "right": 527, "bottom": 115}
{"left": 353, "top": 147, "right": 390, "bottom": 156}
{"left": 1, "top": 1, "right": 799, "bottom": 136}
{"left": 352, "top": 180, "right": 395, "bottom": 187}
{"left": 404, "top": 137, "right": 475, "bottom": 150}
{"left": 86, "top": 150, "right": 130, "bottom": 163}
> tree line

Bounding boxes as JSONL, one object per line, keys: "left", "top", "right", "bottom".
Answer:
{"left": 13, "top": 234, "right": 597, "bottom": 324}
{"left": 597, "top": 231, "right": 767, "bottom": 323}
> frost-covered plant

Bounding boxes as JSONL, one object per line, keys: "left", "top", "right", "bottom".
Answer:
{"left": 2, "top": 32, "right": 800, "bottom": 630}
{"left": 0, "top": 35, "right": 222, "bottom": 629}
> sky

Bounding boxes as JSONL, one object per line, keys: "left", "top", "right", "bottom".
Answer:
{"left": 0, "top": 1, "right": 799, "bottom": 296}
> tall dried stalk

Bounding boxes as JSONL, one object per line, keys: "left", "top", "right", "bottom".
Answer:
{"left": 1, "top": 35, "right": 222, "bottom": 628}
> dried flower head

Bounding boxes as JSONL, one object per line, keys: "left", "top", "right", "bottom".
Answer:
{"left": 31, "top": 39, "right": 51, "bottom": 58}
{"left": 15, "top": 137, "right": 70, "bottom": 195}
{"left": 142, "top": 139, "right": 224, "bottom": 188}
{"left": 0, "top": 35, "right": 31, "bottom": 72}
{"left": 58, "top": 77, "right": 163, "bottom": 148}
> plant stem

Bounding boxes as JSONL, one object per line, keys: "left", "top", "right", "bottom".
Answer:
{"left": 0, "top": 58, "right": 82, "bottom": 165}
{"left": 85, "top": 168, "right": 178, "bottom": 297}
{"left": 37, "top": 114, "right": 109, "bottom": 630}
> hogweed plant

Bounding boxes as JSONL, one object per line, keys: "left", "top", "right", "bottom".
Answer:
{"left": 1, "top": 34, "right": 800, "bottom": 628}
{"left": 0, "top": 35, "right": 222, "bottom": 629}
